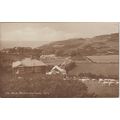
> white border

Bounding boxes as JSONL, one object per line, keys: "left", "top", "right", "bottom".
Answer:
{"left": 0, "top": 0, "right": 120, "bottom": 22}
{"left": 0, "top": 0, "right": 120, "bottom": 120}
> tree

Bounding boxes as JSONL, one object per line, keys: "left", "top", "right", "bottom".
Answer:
{"left": 65, "top": 61, "right": 76, "bottom": 73}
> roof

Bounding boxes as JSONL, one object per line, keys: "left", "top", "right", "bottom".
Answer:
{"left": 41, "top": 57, "right": 65, "bottom": 66}
{"left": 40, "top": 54, "right": 56, "bottom": 59}
{"left": 51, "top": 65, "right": 66, "bottom": 74}
{"left": 87, "top": 55, "right": 119, "bottom": 63}
{"left": 12, "top": 61, "right": 21, "bottom": 68}
{"left": 12, "top": 58, "right": 46, "bottom": 68}
{"left": 52, "top": 65, "right": 66, "bottom": 72}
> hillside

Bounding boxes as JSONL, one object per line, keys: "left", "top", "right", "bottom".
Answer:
{"left": 39, "top": 33, "right": 119, "bottom": 57}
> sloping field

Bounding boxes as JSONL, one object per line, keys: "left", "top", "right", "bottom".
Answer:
{"left": 87, "top": 55, "right": 119, "bottom": 63}
{"left": 69, "top": 63, "right": 119, "bottom": 76}
{"left": 84, "top": 80, "right": 119, "bottom": 97}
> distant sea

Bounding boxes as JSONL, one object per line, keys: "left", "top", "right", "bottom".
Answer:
{"left": 0, "top": 40, "right": 50, "bottom": 49}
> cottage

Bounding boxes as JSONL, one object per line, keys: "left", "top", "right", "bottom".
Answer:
{"left": 12, "top": 58, "right": 47, "bottom": 75}
{"left": 46, "top": 65, "right": 66, "bottom": 75}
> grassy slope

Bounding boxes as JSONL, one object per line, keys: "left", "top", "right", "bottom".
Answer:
{"left": 39, "top": 33, "right": 119, "bottom": 56}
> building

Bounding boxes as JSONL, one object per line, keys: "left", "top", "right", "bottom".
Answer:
{"left": 12, "top": 58, "right": 47, "bottom": 75}
{"left": 40, "top": 54, "right": 65, "bottom": 70}
{"left": 0, "top": 47, "right": 38, "bottom": 70}
{"left": 46, "top": 65, "right": 66, "bottom": 75}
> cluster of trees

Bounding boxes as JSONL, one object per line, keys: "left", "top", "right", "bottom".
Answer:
{"left": 1, "top": 45, "right": 96, "bottom": 58}
{"left": 55, "top": 47, "right": 97, "bottom": 57}
{"left": 1, "top": 75, "right": 96, "bottom": 98}
{"left": 55, "top": 48, "right": 83, "bottom": 57}
{"left": 65, "top": 61, "right": 76, "bottom": 73}
{"left": 1, "top": 47, "right": 43, "bottom": 57}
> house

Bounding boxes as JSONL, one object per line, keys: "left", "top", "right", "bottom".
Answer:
{"left": 40, "top": 54, "right": 65, "bottom": 70}
{"left": 46, "top": 65, "right": 66, "bottom": 75}
{"left": 12, "top": 58, "right": 47, "bottom": 75}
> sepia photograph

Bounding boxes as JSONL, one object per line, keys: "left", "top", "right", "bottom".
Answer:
{"left": 0, "top": 22, "right": 119, "bottom": 98}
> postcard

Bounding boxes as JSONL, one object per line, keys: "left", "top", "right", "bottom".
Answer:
{"left": 0, "top": 22, "right": 119, "bottom": 98}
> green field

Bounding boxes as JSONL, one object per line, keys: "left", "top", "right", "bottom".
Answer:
{"left": 87, "top": 55, "right": 119, "bottom": 63}
{"left": 69, "top": 63, "right": 119, "bottom": 76}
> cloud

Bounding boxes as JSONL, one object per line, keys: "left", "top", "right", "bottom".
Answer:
{"left": 1, "top": 23, "right": 118, "bottom": 43}
{"left": 2, "top": 26, "right": 77, "bottom": 42}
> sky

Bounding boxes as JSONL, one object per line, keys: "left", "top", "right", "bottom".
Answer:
{"left": 0, "top": 22, "right": 119, "bottom": 48}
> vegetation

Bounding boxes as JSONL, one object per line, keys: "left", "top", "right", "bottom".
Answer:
{"left": 78, "top": 72, "right": 119, "bottom": 79}
{"left": 1, "top": 73, "right": 96, "bottom": 98}
{"left": 65, "top": 61, "right": 76, "bottom": 73}
{"left": 0, "top": 33, "right": 119, "bottom": 98}
{"left": 68, "top": 63, "right": 119, "bottom": 77}
{"left": 1, "top": 33, "right": 118, "bottom": 58}
{"left": 39, "top": 33, "right": 119, "bottom": 57}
